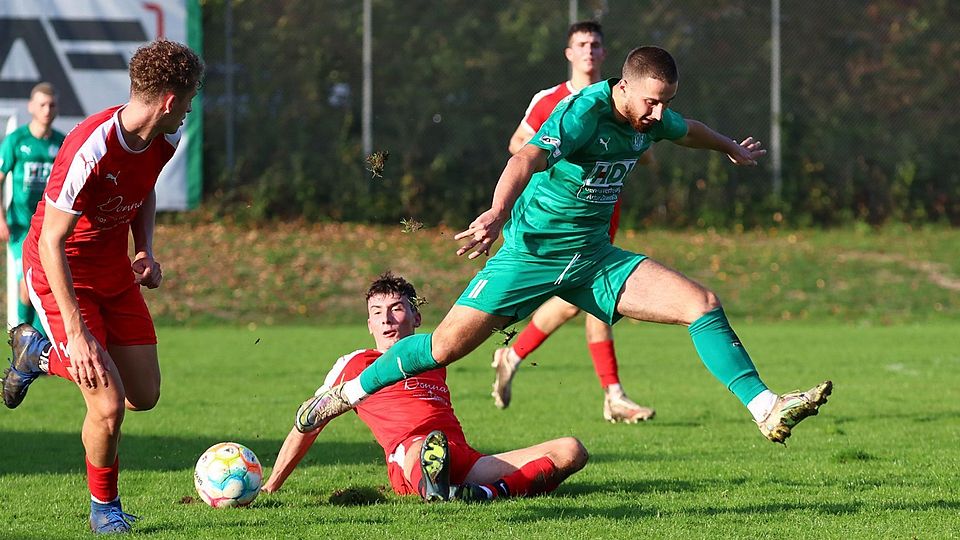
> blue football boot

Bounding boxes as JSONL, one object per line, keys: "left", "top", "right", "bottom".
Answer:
{"left": 3, "top": 324, "right": 50, "bottom": 409}
{"left": 89, "top": 498, "right": 138, "bottom": 534}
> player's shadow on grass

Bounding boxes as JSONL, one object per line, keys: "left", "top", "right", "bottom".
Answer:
{"left": 0, "top": 430, "right": 382, "bottom": 475}
{"left": 503, "top": 498, "right": 960, "bottom": 523}
{"left": 561, "top": 476, "right": 748, "bottom": 498}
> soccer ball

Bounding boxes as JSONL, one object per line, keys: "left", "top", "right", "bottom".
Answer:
{"left": 193, "top": 442, "right": 263, "bottom": 508}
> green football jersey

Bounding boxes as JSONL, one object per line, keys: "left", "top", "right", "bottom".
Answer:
{"left": 504, "top": 78, "right": 687, "bottom": 256}
{"left": 0, "top": 124, "right": 66, "bottom": 229}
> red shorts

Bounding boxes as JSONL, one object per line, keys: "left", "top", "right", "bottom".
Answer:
{"left": 385, "top": 433, "right": 485, "bottom": 496}
{"left": 26, "top": 266, "right": 157, "bottom": 382}
{"left": 608, "top": 198, "right": 622, "bottom": 243}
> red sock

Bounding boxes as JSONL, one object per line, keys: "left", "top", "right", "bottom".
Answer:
{"left": 588, "top": 340, "right": 620, "bottom": 388}
{"left": 512, "top": 322, "right": 549, "bottom": 359}
{"left": 86, "top": 455, "right": 119, "bottom": 503}
{"left": 407, "top": 461, "right": 425, "bottom": 498}
{"left": 499, "top": 456, "right": 559, "bottom": 498}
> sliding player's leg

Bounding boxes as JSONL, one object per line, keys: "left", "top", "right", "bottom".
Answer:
{"left": 451, "top": 437, "right": 588, "bottom": 502}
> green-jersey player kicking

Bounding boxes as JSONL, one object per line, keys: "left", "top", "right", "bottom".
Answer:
{"left": 299, "top": 46, "right": 832, "bottom": 445}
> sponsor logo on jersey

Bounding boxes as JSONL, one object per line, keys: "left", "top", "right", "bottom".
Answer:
{"left": 577, "top": 159, "right": 639, "bottom": 203}
{"left": 93, "top": 195, "right": 145, "bottom": 229}
{"left": 20, "top": 145, "right": 32, "bottom": 155}
{"left": 597, "top": 136, "right": 610, "bottom": 151}
{"left": 539, "top": 135, "right": 562, "bottom": 158}
{"left": 105, "top": 172, "right": 120, "bottom": 186}
{"left": 24, "top": 162, "right": 53, "bottom": 188}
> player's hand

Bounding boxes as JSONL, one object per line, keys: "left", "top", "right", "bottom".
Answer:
{"left": 454, "top": 208, "right": 505, "bottom": 259}
{"left": 0, "top": 221, "right": 9, "bottom": 243}
{"left": 726, "top": 137, "right": 766, "bottom": 166}
{"left": 66, "top": 328, "right": 111, "bottom": 390}
{"left": 132, "top": 253, "right": 162, "bottom": 289}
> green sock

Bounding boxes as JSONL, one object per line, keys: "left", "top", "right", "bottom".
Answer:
{"left": 17, "top": 300, "right": 32, "bottom": 325}
{"left": 688, "top": 307, "right": 768, "bottom": 406}
{"left": 30, "top": 312, "right": 47, "bottom": 338}
{"left": 358, "top": 333, "right": 440, "bottom": 394}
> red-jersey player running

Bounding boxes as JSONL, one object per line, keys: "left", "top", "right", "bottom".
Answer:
{"left": 1, "top": 40, "right": 204, "bottom": 534}
{"left": 264, "top": 273, "right": 588, "bottom": 502}
{"left": 497, "top": 21, "right": 656, "bottom": 424}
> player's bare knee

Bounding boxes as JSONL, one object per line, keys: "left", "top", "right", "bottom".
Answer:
{"left": 88, "top": 398, "right": 126, "bottom": 434}
{"left": 549, "top": 437, "right": 589, "bottom": 472}
{"left": 558, "top": 303, "right": 581, "bottom": 321}
{"left": 430, "top": 344, "right": 458, "bottom": 366}
{"left": 569, "top": 438, "right": 589, "bottom": 472}
{"left": 686, "top": 290, "right": 722, "bottom": 324}
{"left": 126, "top": 390, "right": 160, "bottom": 411}
{"left": 430, "top": 334, "right": 470, "bottom": 366}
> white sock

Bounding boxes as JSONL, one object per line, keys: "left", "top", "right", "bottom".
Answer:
{"left": 605, "top": 383, "right": 624, "bottom": 397}
{"left": 341, "top": 378, "right": 368, "bottom": 406}
{"left": 507, "top": 347, "right": 523, "bottom": 367}
{"left": 747, "top": 390, "right": 778, "bottom": 422}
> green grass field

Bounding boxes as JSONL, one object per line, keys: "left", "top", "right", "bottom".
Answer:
{"left": 1, "top": 321, "right": 958, "bottom": 539}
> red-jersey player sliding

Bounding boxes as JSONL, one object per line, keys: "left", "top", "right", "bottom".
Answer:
{"left": 1, "top": 40, "right": 204, "bottom": 534}
{"left": 262, "top": 273, "right": 588, "bottom": 502}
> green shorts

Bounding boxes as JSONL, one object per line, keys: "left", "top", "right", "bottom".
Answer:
{"left": 455, "top": 243, "right": 646, "bottom": 325}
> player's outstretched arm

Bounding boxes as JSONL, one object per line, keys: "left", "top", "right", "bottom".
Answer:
{"left": 455, "top": 145, "right": 548, "bottom": 259}
{"left": 674, "top": 119, "right": 766, "bottom": 166}
{"left": 261, "top": 426, "right": 323, "bottom": 493}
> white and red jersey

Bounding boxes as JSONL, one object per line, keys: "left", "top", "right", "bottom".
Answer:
{"left": 520, "top": 81, "right": 575, "bottom": 134}
{"left": 23, "top": 105, "right": 180, "bottom": 293}
{"left": 318, "top": 349, "right": 468, "bottom": 459}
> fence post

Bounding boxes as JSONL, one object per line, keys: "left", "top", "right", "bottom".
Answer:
{"left": 771, "top": 0, "right": 783, "bottom": 201}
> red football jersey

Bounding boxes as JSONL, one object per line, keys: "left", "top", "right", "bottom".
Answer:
{"left": 23, "top": 105, "right": 180, "bottom": 292}
{"left": 520, "top": 81, "right": 575, "bottom": 134}
{"left": 319, "top": 349, "right": 468, "bottom": 458}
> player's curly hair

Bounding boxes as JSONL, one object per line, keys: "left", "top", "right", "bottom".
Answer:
{"left": 129, "top": 40, "right": 204, "bottom": 100}
{"left": 366, "top": 272, "right": 419, "bottom": 312}
{"left": 622, "top": 46, "right": 678, "bottom": 84}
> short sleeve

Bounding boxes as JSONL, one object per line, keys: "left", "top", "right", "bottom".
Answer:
{"left": 0, "top": 136, "right": 15, "bottom": 174}
{"left": 649, "top": 109, "right": 688, "bottom": 142}
{"left": 528, "top": 96, "right": 598, "bottom": 168}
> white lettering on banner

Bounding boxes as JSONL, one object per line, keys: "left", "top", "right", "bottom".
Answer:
{"left": 0, "top": 0, "right": 194, "bottom": 210}
{"left": 577, "top": 159, "right": 638, "bottom": 203}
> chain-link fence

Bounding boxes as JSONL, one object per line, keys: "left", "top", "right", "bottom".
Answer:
{"left": 199, "top": 0, "right": 960, "bottom": 228}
